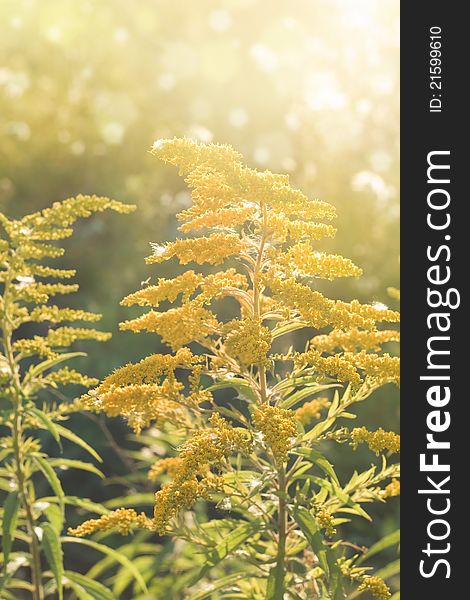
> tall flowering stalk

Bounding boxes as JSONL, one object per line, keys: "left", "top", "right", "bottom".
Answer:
{"left": 0, "top": 196, "right": 134, "bottom": 600}
{"left": 75, "top": 140, "right": 400, "bottom": 600}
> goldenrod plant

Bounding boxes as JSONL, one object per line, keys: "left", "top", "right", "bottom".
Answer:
{"left": 74, "top": 139, "right": 400, "bottom": 600}
{"left": 0, "top": 196, "right": 135, "bottom": 600}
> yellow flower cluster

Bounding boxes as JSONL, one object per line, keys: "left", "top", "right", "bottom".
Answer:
{"left": 146, "top": 233, "right": 244, "bottom": 266}
{"left": 223, "top": 318, "right": 272, "bottom": 366}
{"left": 294, "top": 349, "right": 362, "bottom": 388}
{"left": 179, "top": 206, "right": 255, "bottom": 233}
{"left": 153, "top": 413, "right": 251, "bottom": 531}
{"left": 267, "top": 213, "right": 337, "bottom": 243}
{"left": 331, "top": 300, "right": 400, "bottom": 330}
{"left": 252, "top": 404, "right": 297, "bottom": 464}
{"left": 352, "top": 351, "right": 400, "bottom": 386}
{"left": 148, "top": 457, "right": 184, "bottom": 481}
{"left": 83, "top": 348, "right": 207, "bottom": 432}
{"left": 153, "top": 477, "right": 222, "bottom": 533}
{"left": 121, "top": 271, "right": 203, "bottom": 307}
{"left": 264, "top": 274, "right": 334, "bottom": 329}
{"left": 68, "top": 508, "right": 153, "bottom": 537}
{"left": 383, "top": 478, "right": 400, "bottom": 498}
{"left": 83, "top": 381, "right": 190, "bottom": 434}
{"left": 294, "top": 348, "right": 400, "bottom": 389}
{"left": 96, "top": 348, "right": 196, "bottom": 391}
{"left": 120, "top": 302, "right": 219, "bottom": 350}
{"left": 357, "top": 576, "right": 391, "bottom": 600}
{"left": 350, "top": 427, "right": 400, "bottom": 455}
{"left": 45, "top": 367, "right": 98, "bottom": 387}
{"left": 13, "top": 328, "right": 111, "bottom": 359}
{"left": 277, "top": 243, "right": 362, "bottom": 280}
{"left": 316, "top": 508, "right": 336, "bottom": 537}
{"left": 29, "top": 305, "right": 101, "bottom": 324}
{"left": 296, "top": 397, "right": 330, "bottom": 425}
{"left": 312, "top": 328, "right": 400, "bottom": 353}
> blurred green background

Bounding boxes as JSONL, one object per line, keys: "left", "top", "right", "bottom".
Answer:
{"left": 1, "top": 0, "right": 399, "bottom": 586}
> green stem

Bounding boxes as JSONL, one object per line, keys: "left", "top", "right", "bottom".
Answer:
{"left": 273, "top": 465, "right": 287, "bottom": 597}
{"left": 2, "top": 278, "right": 44, "bottom": 600}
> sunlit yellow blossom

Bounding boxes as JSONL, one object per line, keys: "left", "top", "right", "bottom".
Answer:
{"left": 120, "top": 302, "right": 219, "bottom": 350}
{"left": 151, "top": 137, "right": 243, "bottom": 177}
{"left": 352, "top": 351, "right": 400, "bottom": 386}
{"left": 278, "top": 243, "right": 362, "bottom": 280}
{"left": 383, "top": 478, "right": 400, "bottom": 498}
{"left": 316, "top": 508, "right": 336, "bottom": 537}
{"left": 296, "top": 397, "right": 330, "bottom": 425}
{"left": 358, "top": 576, "right": 391, "bottom": 600}
{"left": 96, "top": 348, "right": 196, "bottom": 392}
{"left": 68, "top": 508, "right": 152, "bottom": 537}
{"left": 153, "top": 476, "right": 222, "bottom": 533}
{"left": 121, "top": 271, "right": 203, "bottom": 307}
{"left": 83, "top": 381, "right": 190, "bottom": 433}
{"left": 146, "top": 233, "right": 244, "bottom": 266}
{"left": 148, "top": 457, "right": 184, "bottom": 481}
{"left": 29, "top": 305, "right": 102, "bottom": 323}
{"left": 224, "top": 318, "right": 272, "bottom": 366}
{"left": 252, "top": 404, "right": 297, "bottom": 464}
{"left": 294, "top": 349, "right": 362, "bottom": 388}
{"left": 350, "top": 427, "right": 400, "bottom": 455}
{"left": 179, "top": 206, "right": 255, "bottom": 232}
{"left": 267, "top": 213, "right": 337, "bottom": 243}
{"left": 198, "top": 269, "right": 248, "bottom": 302}
{"left": 312, "top": 328, "right": 400, "bottom": 353}
{"left": 152, "top": 414, "right": 251, "bottom": 531}
{"left": 331, "top": 300, "right": 400, "bottom": 330}
{"left": 45, "top": 367, "right": 98, "bottom": 387}
{"left": 264, "top": 274, "right": 334, "bottom": 329}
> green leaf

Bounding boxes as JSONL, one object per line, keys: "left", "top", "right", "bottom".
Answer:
{"left": 374, "top": 559, "right": 400, "bottom": 580}
{"left": 357, "top": 530, "right": 400, "bottom": 565}
{"left": 42, "top": 522, "right": 64, "bottom": 600}
{"left": 187, "top": 573, "right": 246, "bottom": 600}
{"left": 23, "top": 352, "right": 86, "bottom": 386}
{"left": 47, "top": 459, "right": 104, "bottom": 479}
{"left": 26, "top": 407, "right": 62, "bottom": 451}
{"left": 292, "top": 448, "right": 340, "bottom": 485}
{"left": 36, "top": 496, "right": 109, "bottom": 516}
{"left": 280, "top": 384, "right": 338, "bottom": 410}
{"left": 293, "top": 507, "right": 344, "bottom": 599}
{"left": 293, "top": 507, "right": 330, "bottom": 577}
{"left": 44, "top": 504, "right": 64, "bottom": 534}
{"left": 63, "top": 571, "right": 114, "bottom": 600}
{"left": 53, "top": 424, "right": 102, "bottom": 463}
{"left": 1, "top": 492, "right": 20, "bottom": 575}
{"left": 271, "top": 321, "right": 307, "bottom": 340}
{"left": 207, "top": 378, "right": 258, "bottom": 402}
{"left": 31, "top": 455, "right": 64, "bottom": 528}
{"left": 61, "top": 537, "right": 147, "bottom": 594}
{"left": 193, "top": 520, "right": 261, "bottom": 583}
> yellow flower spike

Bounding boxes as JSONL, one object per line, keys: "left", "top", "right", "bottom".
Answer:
{"left": 223, "top": 317, "right": 272, "bottom": 366}
{"left": 383, "top": 478, "right": 400, "bottom": 498}
{"left": 350, "top": 427, "right": 400, "bottom": 455}
{"left": 68, "top": 508, "right": 153, "bottom": 537}
{"left": 278, "top": 242, "right": 362, "bottom": 280}
{"left": 311, "top": 328, "right": 400, "bottom": 354}
{"left": 252, "top": 404, "right": 298, "bottom": 465}
{"left": 358, "top": 576, "right": 391, "bottom": 600}
{"left": 316, "top": 508, "right": 337, "bottom": 537}
{"left": 145, "top": 233, "right": 244, "bottom": 266}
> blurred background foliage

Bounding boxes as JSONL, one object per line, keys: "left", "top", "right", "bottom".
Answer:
{"left": 1, "top": 0, "right": 399, "bottom": 591}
